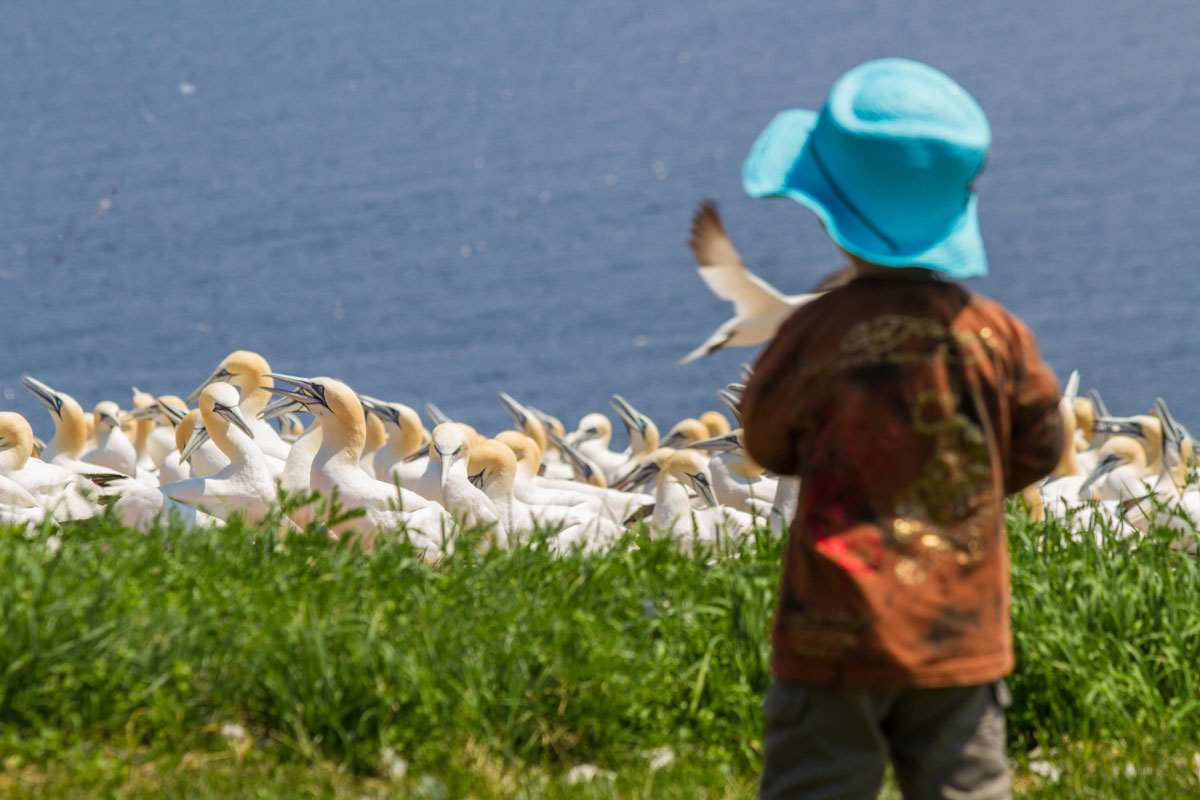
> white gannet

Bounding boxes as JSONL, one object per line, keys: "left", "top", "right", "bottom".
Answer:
{"left": 266, "top": 396, "right": 322, "bottom": 529}
{"left": 159, "top": 383, "right": 277, "bottom": 524}
{"left": 82, "top": 400, "right": 139, "bottom": 478}
{"left": 0, "top": 411, "right": 99, "bottom": 522}
{"left": 358, "top": 400, "right": 388, "bottom": 478}
{"left": 608, "top": 395, "right": 660, "bottom": 485}
{"left": 187, "top": 350, "right": 291, "bottom": 463}
{"left": 265, "top": 374, "right": 452, "bottom": 552}
{"left": 468, "top": 439, "right": 623, "bottom": 552}
{"left": 127, "top": 387, "right": 161, "bottom": 474}
{"left": 688, "top": 430, "right": 777, "bottom": 516}
{"left": 361, "top": 397, "right": 428, "bottom": 485}
{"left": 546, "top": 427, "right": 608, "bottom": 488}
{"left": 680, "top": 201, "right": 837, "bottom": 363}
{"left": 20, "top": 376, "right": 127, "bottom": 487}
{"left": 495, "top": 430, "right": 590, "bottom": 510}
{"left": 175, "top": 409, "right": 231, "bottom": 478}
{"left": 650, "top": 450, "right": 756, "bottom": 551}
{"left": 699, "top": 410, "right": 732, "bottom": 439}
{"left": 138, "top": 395, "right": 193, "bottom": 482}
{"left": 425, "top": 423, "right": 504, "bottom": 544}
{"left": 659, "top": 417, "right": 710, "bottom": 451}
{"left": 567, "top": 412, "right": 627, "bottom": 480}
{"left": 497, "top": 392, "right": 572, "bottom": 480}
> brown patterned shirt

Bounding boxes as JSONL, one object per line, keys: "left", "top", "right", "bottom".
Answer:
{"left": 741, "top": 275, "right": 1063, "bottom": 687}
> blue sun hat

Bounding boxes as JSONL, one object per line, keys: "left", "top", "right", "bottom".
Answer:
{"left": 742, "top": 58, "right": 991, "bottom": 278}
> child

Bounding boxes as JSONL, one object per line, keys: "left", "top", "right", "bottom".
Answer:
{"left": 738, "top": 59, "right": 1064, "bottom": 800}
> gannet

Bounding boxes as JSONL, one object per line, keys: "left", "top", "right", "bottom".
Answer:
{"left": 1123, "top": 398, "right": 1199, "bottom": 545}
{"left": 688, "top": 430, "right": 777, "bottom": 516}
{"left": 660, "top": 417, "right": 710, "bottom": 450}
{"left": 175, "top": 409, "right": 231, "bottom": 478}
{"left": 545, "top": 427, "right": 608, "bottom": 488}
{"left": 187, "top": 350, "right": 292, "bottom": 462}
{"left": 1073, "top": 396, "right": 1096, "bottom": 453}
{"left": 495, "top": 430, "right": 591, "bottom": 510}
{"left": 699, "top": 410, "right": 732, "bottom": 438}
{"left": 134, "top": 395, "right": 192, "bottom": 481}
{"left": 680, "top": 201, "right": 828, "bottom": 363}
{"left": 359, "top": 396, "right": 426, "bottom": 484}
{"left": 82, "top": 401, "right": 139, "bottom": 478}
{"left": 0, "top": 411, "right": 99, "bottom": 522}
{"left": 265, "top": 374, "right": 452, "bottom": 551}
{"left": 1078, "top": 435, "right": 1151, "bottom": 503}
{"left": 567, "top": 412, "right": 627, "bottom": 480}
{"left": 650, "top": 450, "right": 756, "bottom": 551}
{"left": 359, "top": 401, "right": 388, "bottom": 478}
{"left": 608, "top": 395, "right": 659, "bottom": 484}
{"left": 271, "top": 405, "right": 322, "bottom": 529}
{"left": 497, "top": 392, "right": 572, "bottom": 479}
{"left": 1050, "top": 371, "right": 1082, "bottom": 478}
{"left": 20, "top": 376, "right": 126, "bottom": 486}
{"left": 276, "top": 412, "right": 306, "bottom": 443}
{"left": 425, "top": 423, "right": 504, "bottom": 543}
{"left": 468, "top": 439, "right": 623, "bottom": 552}
{"left": 128, "top": 387, "right": 160, "bottom": 473}
{"left": 158, "top": 383, "right": 277, "bottom": 523}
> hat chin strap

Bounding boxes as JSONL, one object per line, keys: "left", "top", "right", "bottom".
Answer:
{"left": 808, "top": 141, "right": 901, "bottom": 254}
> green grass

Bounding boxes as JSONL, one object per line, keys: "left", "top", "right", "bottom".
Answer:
{"left": 0, "top": 499, "right": 1196, "bottom": 798}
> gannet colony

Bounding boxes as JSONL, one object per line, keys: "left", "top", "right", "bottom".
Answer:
{"left": 2, "top": 205, "right": 1196, "bottom": 555}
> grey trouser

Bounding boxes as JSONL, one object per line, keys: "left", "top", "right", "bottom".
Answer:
{"left": 760, "top": 680, "right": 1011, "bottom": 800}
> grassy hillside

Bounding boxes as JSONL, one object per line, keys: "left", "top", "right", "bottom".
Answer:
{"left": 0, "top": 500, "right": 1196, "bottom": 798}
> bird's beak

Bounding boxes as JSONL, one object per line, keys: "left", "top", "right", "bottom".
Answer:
{"left": 1062, "top": 369, "right": 1080, "bottom": 405}
{"left": 497, "top": 392, "right": 530, "bottom": 429}
{"left": 614, "top": 460, "right": 659, "bottom": 492}
{"left": 404, "top": 442, "right": 431, "bottom": 463}
{"left": 526, "top": 404, "right": 561, "bottom": 435}
{"left": 1155, "top": 398, "right": 1187, "bottom": 446}
{"left": 659, "top": 430, "right": 688, "bottom": 449}
{"left": 127, "top": 405, "right": 160, "bottom": 421}
{"left": 424, "top": 402, "right": 451, "bottom": 428}
{"left": 689, "top": 433, "right": 740, "bottom": 453}
{"left": 186, "top": 367, "right": 233, "bottom": 404}
{"left": 263, "top": 373, "right": 329, "bottom": 411}
{"left": 359, "top": 394, "right": 401, "bottom": 427}
{"left": 1078, "top": 453, "right": 1128, "bottom": 495}
{"left": 438, "top": 446, "right": 463, "bottom": 491}
{"left": 469, "top": 467, "right": 486, "bottom": 490}
{"left": 686, "top": 471, "right": 719, "bottom": 507}
{"left": 259, "top": 396, "right": 302, "bottom": 420}
{"left": 21, "top": 375, "right": 65, "bottom": 419}
{"left": 609, "top": 394, "right": 648, "bottom": 437}
{"left": 214, "top": 402, "right": 255, "bottom": 438}
{"left": 548, "top": 428, "right": 598, "bottom": 484}
{"left": 155, "top": 399, "right": 188, "bottom": 427}
{"left": 179, "top": 423, "right": 211, "bottom": 463}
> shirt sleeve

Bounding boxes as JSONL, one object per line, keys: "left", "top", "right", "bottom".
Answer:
{"left": 739, "top": 314, "right": 813, "bottom": 476}
{"left": 1004, "top": 317, "right": 1065, "bottom": 493}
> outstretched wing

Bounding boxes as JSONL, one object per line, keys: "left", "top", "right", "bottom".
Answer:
{"left": 689, "top": 201, "right": 790, "bottom": 319}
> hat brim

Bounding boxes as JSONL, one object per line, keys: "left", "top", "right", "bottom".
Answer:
{"left": 742, "top": 109, "right": 988, "bottom": 279}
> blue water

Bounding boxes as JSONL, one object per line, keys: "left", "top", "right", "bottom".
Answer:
{"left": 3, "top": 0, "right": 1200, "bottom": 442}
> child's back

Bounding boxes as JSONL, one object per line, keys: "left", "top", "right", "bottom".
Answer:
{"left": 735, "top": 58, "right": 1064, "bottom": 800}
{"left": 742, "top": 270, "right": 1062, "bottom": 687}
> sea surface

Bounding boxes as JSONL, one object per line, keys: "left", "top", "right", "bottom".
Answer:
{"left": 3, "top": 0, "right": 1200, "bottom": 443}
